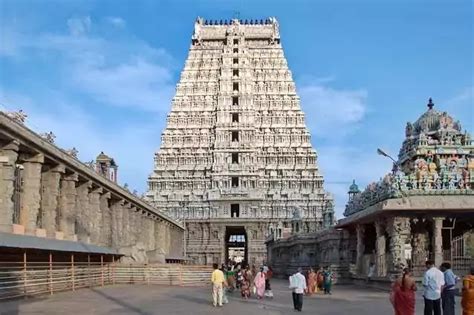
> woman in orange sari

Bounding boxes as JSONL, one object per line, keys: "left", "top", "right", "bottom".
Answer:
{"left": 316, "top": 267, "right": 324, "bottom": 292}
{"left": 306, "top": 268, "right": 317, "bottom": 295}
{"left": 391, "top": 268, "right": 416, "bottom": 315}
{"left": 462, "top": 268, "right": 474, "bottom": 315}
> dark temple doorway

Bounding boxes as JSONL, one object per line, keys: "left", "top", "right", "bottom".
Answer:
{"left": 225, "top": 226, "right": 247, "bottom": 266}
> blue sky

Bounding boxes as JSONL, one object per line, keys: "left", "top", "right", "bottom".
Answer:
{"left": 0, "top": 0, "right": 472, "bottom": 218}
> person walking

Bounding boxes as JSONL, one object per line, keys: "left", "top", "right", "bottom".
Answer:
{"left": 461, "top": 267, "right": 474, "bottom": 315}
{"left": 264, "top": 266, "right": 274, "bottom": 298}
{"left": 290, "top": 267, "right": 307, "bottom": 312}
{"left": 367, "top": 262, "right": 375, "bottom": 282}
{"left": 422, "top": 260, "right": 445, "bottom": 315}
{"left": 240, "top": 265, "right": 251, "bottom": 299}
{"left": 440, "top": 262, "right": 459, "bottom": 315}
{"left": 316, "top": 267, "right": 324, "bottom": 293}
{"left": 211, "top": 263, "right": 225, "bottom": 307}
{"left": 391, "top": 268, "right": 417, "bottom": 315}
{"left": 306, "top": 268, "right": 317, "bottom": 295}
{"left": 323, "top": 266, "right": 334, "bottom": 295}
{"left": 254, "top": 267, "right": 266, "bottom": 299}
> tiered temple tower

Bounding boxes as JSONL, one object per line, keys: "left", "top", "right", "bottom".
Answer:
{"left": 147, "top": 17, "right": 334, "bottom": 265}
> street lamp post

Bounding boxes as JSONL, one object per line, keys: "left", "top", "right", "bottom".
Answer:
{"left": 377, "top": 148, "right": 399, "bottom": 173}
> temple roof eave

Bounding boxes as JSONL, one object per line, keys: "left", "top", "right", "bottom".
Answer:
{"left": 339, "top": 194, "right": 474, "bottom": 227}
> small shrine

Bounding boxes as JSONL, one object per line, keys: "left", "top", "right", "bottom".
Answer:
{"left": 339, "top": 98, "right": 474, "bottom": 279}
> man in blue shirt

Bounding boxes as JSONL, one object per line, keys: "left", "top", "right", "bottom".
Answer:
{"left": 440, "top": 262, "right": 459, "bottom": 315}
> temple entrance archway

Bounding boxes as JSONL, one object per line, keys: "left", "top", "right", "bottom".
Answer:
{"left": 225, "top": 226, "right": 247, "bottom": 265}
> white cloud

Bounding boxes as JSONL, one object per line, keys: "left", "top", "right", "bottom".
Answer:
{"left": 67, "top": 16, "right": 92, "bottom": 36}
{"left": 317, "top": 145, "right": 394, "bottom": 218}
{"left": 105, "top": 17, "right": 126, "bottom": 28}
{"left": 0, "top": 16, "right": 175, "bottom": 192}
{"left": 0, "top": 90, "right": 159, "bottom": 192}
{"left": 72, "top": 57, "right": 174, "bottom": 112}
{"left": 298, "top": 83, "right": 367, "bottom": 138}
{"left": 2, "top": 16, "right": 176, "bottom": 112}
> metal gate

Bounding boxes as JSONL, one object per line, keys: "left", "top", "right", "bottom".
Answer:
{"left": 451, "top": 233, "right": 473, "bottom": 276}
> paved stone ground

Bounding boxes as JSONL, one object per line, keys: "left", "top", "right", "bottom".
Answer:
{"left": 0, "top": 280, "right": 462, "bottom": 315}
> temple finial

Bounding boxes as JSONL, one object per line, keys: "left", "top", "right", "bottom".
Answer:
{"left": 427, "top": 98, "right": 434, "bottom": 110}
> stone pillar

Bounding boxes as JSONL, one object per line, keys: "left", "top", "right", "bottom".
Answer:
{"left": 41, "top": 164, "right": 65, "bottom": 237}
{"left": 20, "top": 153, "right": 44, "bottom": 235}
{"left": 122, "top": 203, "right": 131, "bottom": 246}
{"left": 356, "top": 224, "right": 365, "bottom": 274}
{"left": 387, "top": 216, "right": 411, "bottom": 274}
{"left": 0, "top": 140, "right": 19, "bottom": 232}
{"left": 88, "top": 187, "right": 102, "bottom": 244}
{"left": 146, "top": 216, "right": 156, "bottom": 251}
{"left": 154, "top": 219, "right": 166, "bottom": 251}
{"left": 129, "top": 207, "right": 138, "bottom": 244}
{"left": 99, "top": 192, "right": 111, "bottom": 246}
{"left": 432, "top": 217, "right": 444, "bottom": 266}
{"left": 110, "top": 199, "right": 124, "bottom": 248}
{"left": 59, "top": 173, "right": 78, "bottom": 240}
{"left": 375, "top": 219, "right": 386, "bottom": 277}
{"left": 75, "top": 180, "right": 92, "bottom": 242}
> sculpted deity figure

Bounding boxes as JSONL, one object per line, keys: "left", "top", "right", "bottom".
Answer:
{"left": 66, "top": 147, "right": 78, "bottom": 158}
{"left": 5, "top": 109, "right": 27, "bottom": 123}
{"left": 40, "top": 131, "right": 56, "bottom": 144}
{"left": 405, "top": 122, "right": 413, "bottom": 137}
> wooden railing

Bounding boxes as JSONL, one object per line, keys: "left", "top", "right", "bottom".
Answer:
{"left": 0, "top": 262, "right": 213, "bottom": 300}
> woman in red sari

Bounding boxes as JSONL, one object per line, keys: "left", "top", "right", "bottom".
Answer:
{"left": 240, "top": 265, "right": 251, "bottom": 299}
{"left": 391, "top": 268, "right": 417, "bottom": 315}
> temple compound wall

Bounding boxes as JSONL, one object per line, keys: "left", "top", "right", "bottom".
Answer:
{"left": 266, "top": 229, "right": 356, "bottom": 282}
{"left": 147, "top": 17, "right": 334, "bottom": 265}
{"left": 0, "top": 112, "right": 184, "bottom": 263}
{"left": 268, "top": 99, "right": 474, "bottom": 281}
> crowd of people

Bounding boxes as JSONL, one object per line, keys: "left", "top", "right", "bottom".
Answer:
{"left": 211, "top": 260, "right": 474, "bottom": 314}
{"left": 390, "top": 261, "right": 474, "bottom": 315}
{"left": 211, "top": 261, "right": 334, "bottom": 312}
{"left": 210, "top": 261, "right": 274, "bottom": 307}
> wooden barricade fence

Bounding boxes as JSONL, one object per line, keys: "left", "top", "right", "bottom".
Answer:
{"left": 0, "top": 261, "right": 213, "bottom": 300}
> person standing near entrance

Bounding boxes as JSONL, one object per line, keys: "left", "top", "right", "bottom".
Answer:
{"left": 462, "top": 267, "right": 474, "bottom": 315}
{"left": 440, "top": 262, "right": 459, "bottom": 315}
{"left": 423, "top": 260, "right": 445, "bottom": 315}
{"left": 323, "top": 266, "right": 334, "bottom": 295}
{"left": 289, "top": 267, "right": 307, "bottom": 312}
{"left": 211, "top": 263, "right": 225, "bottom": 307}
{"left": 254, "top": 266, "right": 266, "bottom": 299}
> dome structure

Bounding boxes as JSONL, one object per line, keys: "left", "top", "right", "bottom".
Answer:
{"left": 348, "top": 179, "right": 360, "bottom": 194}
{"left": 399, "top": 98, "right": 471, "bottom": 172}
{"left": 408, "top": 98, "right": 462, "bottom": 137}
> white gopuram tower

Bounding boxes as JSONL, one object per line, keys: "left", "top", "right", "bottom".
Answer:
{"left": 147, "top": 17, "right": 334, "bottom": 265}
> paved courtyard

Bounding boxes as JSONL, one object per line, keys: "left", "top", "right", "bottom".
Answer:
{"left": 0, "top": 280, "right": 461, "bottom": 315}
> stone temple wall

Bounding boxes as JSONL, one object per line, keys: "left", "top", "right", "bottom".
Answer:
{"left": 0, "top": 112, "right": 184, "bottom": 264}
{"left": 266, "top": 229, "right": 356, "bottom": 282}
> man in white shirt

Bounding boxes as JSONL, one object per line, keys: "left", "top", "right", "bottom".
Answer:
{"left": 423, "top": 260, "right": 445, "bottom": 315}
{"left": 289, "top": 267, "right": 307, "bottom": 312}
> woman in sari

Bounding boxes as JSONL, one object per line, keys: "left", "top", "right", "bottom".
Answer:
{"left": 240, "top": 266, "right": 251, "bottom": 299}
{"left": 265, "top": 266, "right": 274, "bottom": 298}
{"left": 254, "top": 267, "right": 266, "bottom": 299}
{"left": 306, "top": 268, "right": 317, "bottom": 295}
{"left": 462, "top": 268, "right": 474, "bottom": 315}
{"left": 391, "top": 268, "right": 416, "bottom": 315}
{"left": 316, "top": 267, "right": 324, "bottom": 292}
{"left": 323, "top": 267, "right": 333, "bottom": 295}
